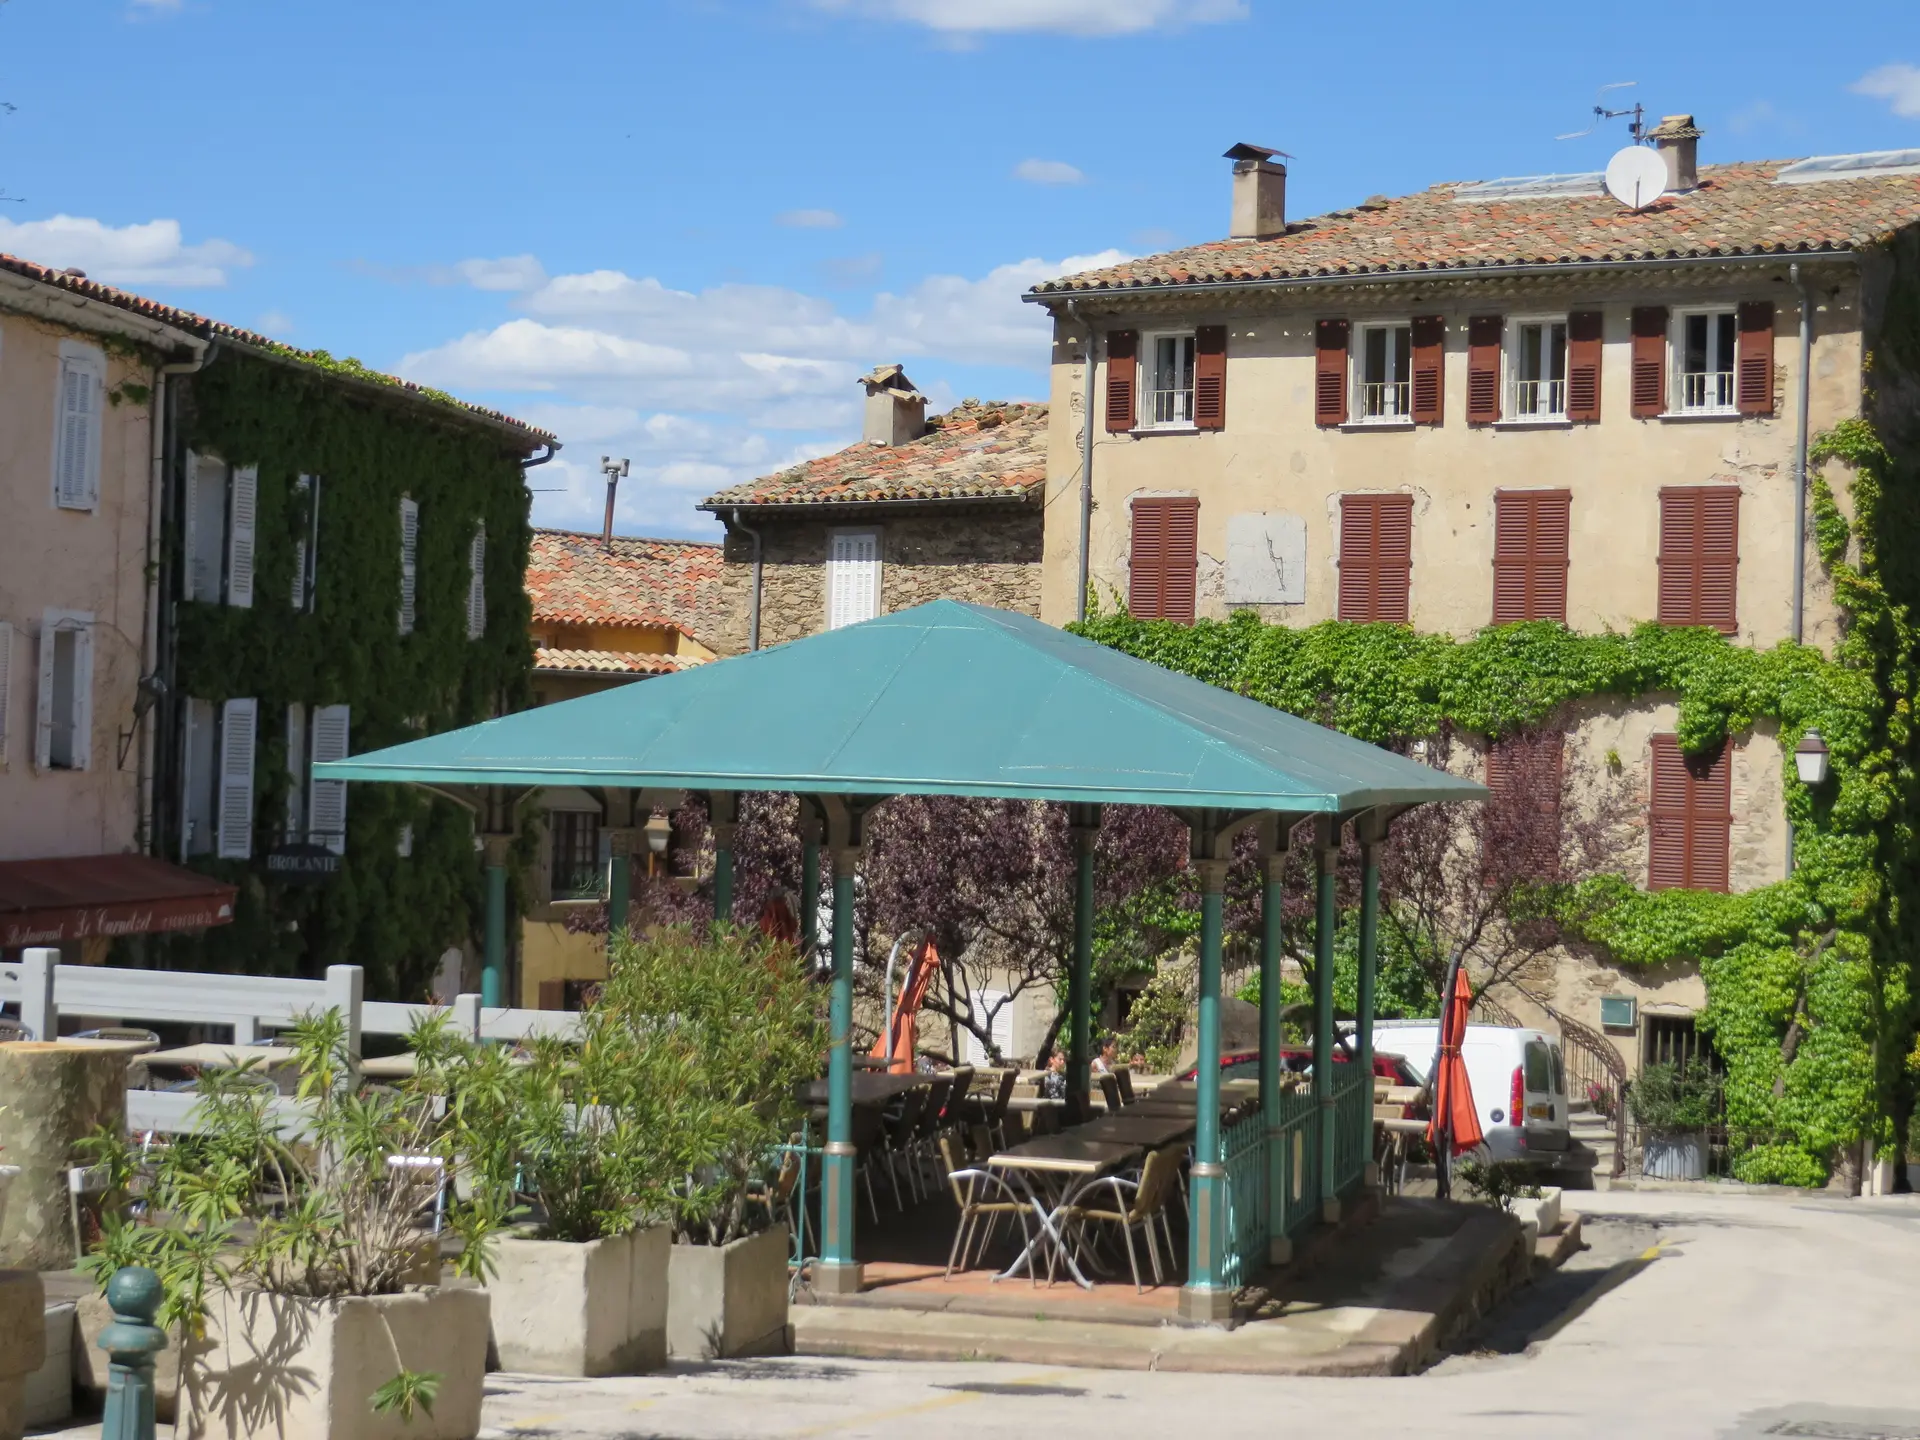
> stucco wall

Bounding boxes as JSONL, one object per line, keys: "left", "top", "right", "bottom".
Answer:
{"left": 1039, "top": 270, "right": 1861, "bottom": 654}
{"left": 712, "top": 504, "right": 1044, "bottom": 655}
{"left": 0, "top": 311, "right": 154, "bottom": 861}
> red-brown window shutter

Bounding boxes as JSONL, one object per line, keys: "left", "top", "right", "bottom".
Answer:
{"left": 1338, "top": 493, "right": 1414, "bottom": 623}
{"left": 1630, "top": 306, "right": 1668, "bottom": 417}
{"left": 1410, "top": 315, "right": 1445, "bottom": 425}
{"left": 1315, "top": 319, "right": 1350, "bottom": 427}
{"left": 1106, "top": 330, "right": 1138, "bottom": 433}
{"left": 1128, "top": 496, "right": 1199, "bottom": 623}
{"left": 1737, "top": 301, "right": 1775, "bottom": 415}
{"left": 1648, "top": 735, "right": 1732, "bottom": 893}
{"left": 1567, "top": 310, "right": 1603, "bottom": 422}
{"left": 1485, "top": 730, "right": 1565, "bottom": 879}
{"left": 1492, "top": 489, "right": 1571, "bottom": 624}
{"left": 1194, "top": 325, "right": 1227, "bottom": 430}
{"left": 1658, "top": 487, "right": 1740, "bottom": 632}
{"left": 1466, "top": 315, "right": 1502, "bottom": 424}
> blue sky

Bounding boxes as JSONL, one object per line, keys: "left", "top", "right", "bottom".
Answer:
{"left": 2, "top": 0, "right": 1916, "bottom": 538}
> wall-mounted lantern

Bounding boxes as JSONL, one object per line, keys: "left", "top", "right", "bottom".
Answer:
{"left": 1795, "top": 729, "right": 1830, "bottom": 786}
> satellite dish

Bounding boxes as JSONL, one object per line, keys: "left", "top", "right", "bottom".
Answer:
{"left": 1605, "top": 145, "right": 1668, "bottom": 210}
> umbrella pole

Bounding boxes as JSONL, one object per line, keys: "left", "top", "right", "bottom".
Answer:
{"left": 1434, "top": 952, "right": 1465, "bottom": 1202}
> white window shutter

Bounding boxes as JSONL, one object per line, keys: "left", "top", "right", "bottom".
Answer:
{"left": 0, "top": 622, "right": 12, "bottom": 767}
{"left": 226, "top": 465, "right": 258, "bottom": 608}
{"left": 309, "top": 703, "right": 350, "bottom": 854}
{"left": 215, "top": 698, "right": 258, "bottom": 860}
{"left": 466, "top": 525, "right": 486, "bottom": 639}
{"left": 398, "top": 499, "right": 419, "bottom": 635}
{"left": 52, "top": 349, "right": 102, "bottom": 511}
{"left": 285, "top": 702, "right": 307, "bottom": 839}
{"left": 33, "top": 621, "right": 54, "bottom": 770}
{"left": 69, "top": 622, "right": 92, "bottom": 771}
{"left": 827, "top": 531, "right": 879, "bottom": 630}
{"left": 396, "top": 823, "right": 414, "bottom": 858}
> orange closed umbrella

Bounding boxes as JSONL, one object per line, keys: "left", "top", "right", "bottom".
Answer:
{"left": 1427, "top": 963, "right": 1484, "bottom": 1157}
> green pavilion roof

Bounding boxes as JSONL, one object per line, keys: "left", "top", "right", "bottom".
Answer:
{"left": 318, "top": 601, "right": 1486, "bottom": 812}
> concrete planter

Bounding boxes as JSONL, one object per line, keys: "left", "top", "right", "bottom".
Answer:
{"left": 0, "top": 1044, "right": 128, "bottom": 1268}
{"left": 1509, "top": 1186, "right": 1563, "bottom": 1249}
{"left": 0, "top": 1268, "right": 46, "bottom": 1440}
{"left": 666, "top": 1225, "right": 790, "bottom": 1360}
{"left": 487, "top": 1224, "right": 669, "bottom": 1376}
{"left": 182, "top": 1286, "right": 490, "bottom": 1440}
{"left": 1643, "top": 1131, "right": 1707, "bottom": 1181}
{"left": 0, "top": 1168, "right": 17, "bottom": 1233}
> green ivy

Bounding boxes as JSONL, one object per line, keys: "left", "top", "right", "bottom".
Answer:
{"left": 140, "top": 355, "right": 537, "bottom": 1000}
{"left": 1072, "top": 417, "right": 1919, "bottom": 1184}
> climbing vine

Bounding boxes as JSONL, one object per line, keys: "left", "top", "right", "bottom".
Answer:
{"left": 1073, "top": 417, "right": 1919, "bottom": 1184}
{"left": 139, "top": 353, "right": 538, "bottom": 1000}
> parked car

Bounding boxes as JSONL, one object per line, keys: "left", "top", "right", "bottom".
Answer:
{"left": 1360, "top": 1020, "right": 1595, "bottom": 1175}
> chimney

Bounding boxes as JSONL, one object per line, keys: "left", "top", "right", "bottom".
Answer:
{"left": 1650, "top": 114, "right": 1703, "bottom": 192}
{"left": 1225, "top": 142, "right": 1289, "bottom": 240}
{"left": 859, "top": 364, "right": 927, "bottom": 446}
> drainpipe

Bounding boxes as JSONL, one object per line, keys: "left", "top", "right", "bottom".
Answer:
{"left": 732, "top": 508, "right": 764, "bottom": 652}
{"left": 141, "top": 339, "right": 213, "bottom": 858}
{"left": 1790, "top": 263, "right": 1814, "bottom": 647}
{"left": 1066, "top": 299, "right": 1098, "bottom": 623}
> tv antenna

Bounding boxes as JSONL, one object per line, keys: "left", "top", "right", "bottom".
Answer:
{"left": 1557, "top": 82, "right": 1646, "bottom": 143}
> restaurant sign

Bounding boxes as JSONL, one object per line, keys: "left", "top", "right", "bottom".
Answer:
{"left": 266, "top": 844, "right": 342, "bottom": 882}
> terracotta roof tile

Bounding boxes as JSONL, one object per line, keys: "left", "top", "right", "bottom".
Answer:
{"left": 0, "top": 252, "right": 554, "bottom": 444}
{"left": 532, "top": 648, "right": 697, "bottom": 676}
{"left": 1031, "top": 159, "right": 1920, "bottom": 295}
{"left": 526, "top": 529, "right": 726, "bottom": 644}
{"left": 701, "top": 400, "right": 1047, "bottom": 509}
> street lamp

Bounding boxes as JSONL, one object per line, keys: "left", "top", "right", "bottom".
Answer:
{"left": 1795, "top": 729, "right": 1830, "bottom": 785}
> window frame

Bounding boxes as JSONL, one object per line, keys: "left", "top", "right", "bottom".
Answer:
{"left": 825, "top": 527, "right": 882, "bottom": 630}
{"left": 547, "top": 807, "right": 605, "bottom": 902}
{"left": 52, "top": 340, "right": 105, "bottom": 512}
{"left": 1348, "top": 319, "right": 1415, "bottom": 425}
{"left": 1137, "top": 329, "right": 1199, "bottom": 431}
{"left": 1503, "top": 314, "right": 1571, "bottom": 422}
{"left": 1670, "top": 306, "right": 1740, "bottom": 416}
{"left": 36, "top": 607, "right": 93, "bottom": 772}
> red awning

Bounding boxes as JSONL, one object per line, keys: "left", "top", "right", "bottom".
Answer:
{"left": 0, "top": 854, "right": 237, "bottom": 949}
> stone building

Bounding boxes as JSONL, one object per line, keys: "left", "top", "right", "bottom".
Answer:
{"left": 1023, "top": 126, "right": 1920, "bottom": 1091}
{"left": 699, "top": 365, "right": 1045, "bottom": 655}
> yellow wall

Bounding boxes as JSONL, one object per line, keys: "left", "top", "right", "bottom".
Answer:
{"left": 532, "top": 622, "right": 715, "bottom": 661}
{"left": 519, "top": 915, "right": 608, "bottom": 1008}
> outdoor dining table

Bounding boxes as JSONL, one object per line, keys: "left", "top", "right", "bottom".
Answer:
{"left": 1064, "top": 1111, "right": 1196, "bottom": 1149}
{"left": 796, "top": 1071, "right": 929, "bottom": 1107}
{"left": 144, "top": 1043, "right": 301, "bottom": 1071}
{"left": 986, "top": 1135, "right": 1144, "bottom": 1288}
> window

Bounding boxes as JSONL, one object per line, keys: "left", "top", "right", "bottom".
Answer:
{"left": 1648, "top": 735, "right": 1731, "bottom": 892}
{"left": 826, "top": 530, "right": 880, "bottom": 629}
{"left": 1676, "top": 308, "right": 1738, "bottom": 413}
{"left": 465, "top": 524, "right": 487, "bottom": 639}
{"left": 35, "top": 609, "right": 93, "bottom": 771}
{"left": 398, "top": 497, "right": 419, "bottom": 635}
{"left": 1144, "top": 332, "right": 1196, "bottom": 427}
{"left": 180, "top": 698, "right": 217, "bottom": 856}
{"left": 215, "top": 698, "right": 258, "bottom": 860}
{"left": 1509, "top": 319, "right": 1568, "bottom": 419}
{"left": 1354, "top": 323, "right": 1411, "bottom": 421}
{"left": 1337, "top": 493, "right": 1413, "bottom": 622}
{"left": 291, "top": 474, "right": 319, "bottom": 612}
{"left": 308, "top": 703, "right": 350, "bottom": 855}
{"left": 1485, "top": 730, "right": 1564, "bottom": 879}
{"left": 1658, "top": 487, "right": 1740, "bottom": 632}
{"left": 1128, "top": 496, "right": 1199, "bottom": 622}
{"left": 1491, "top": 490, "right": 1571, "bottom": 623}
{"left": 284, "top": 703, "right": 308, "bottom": 841}
{"left": 175, "top": 696, "right": 256, "bottom": 858}
{"left": 549, "top": 809, "right": 603, "bottom": 900}
{"left": 184, "top": 454, "right": 228, "bottom": 602}
{"left": 52, "top": 342, "right": 104, "bottom": 511}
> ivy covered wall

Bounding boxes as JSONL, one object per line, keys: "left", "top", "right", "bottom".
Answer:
{"left": 143, "top": 351, "right": 539, "bottom": 1000}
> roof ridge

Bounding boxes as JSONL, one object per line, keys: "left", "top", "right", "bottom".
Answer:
{"left": 533, "top": 527, "right": 723, "bottom": 548}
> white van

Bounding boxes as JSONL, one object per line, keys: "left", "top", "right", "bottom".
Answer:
{"left": 1360, "top": 1020, "right": 1590, "bottom": 1172}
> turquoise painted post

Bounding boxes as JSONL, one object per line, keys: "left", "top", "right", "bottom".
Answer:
{"left": 1259, "top": 819, "right": 1290, "bottom": 1263}
{"left": 799, "top": 806, "right": 822, "bottom": 953}
{"left": 482, "top": 836, "right": 509, "bottom": 1009}
{"left": 1182, "top": 847, "right": 1232, "bottom": 1323}
{"left": 1068, "top": 806, "right": 1100, "bottom": 1110}
{"left": 710, "top": 792, "right": 738, "bottom": 925}
{"left": 1357, "top": 822, "right": 1382, "bottom": 1092}
{"left": 816, "top": 830, "right": 864, "bottom": 1296}
{"left": 1314, "top": 816, "right": 1341, "bottom": 1220}
{"left": 97, "top": 1267, "right": 166, "bottom": 1440}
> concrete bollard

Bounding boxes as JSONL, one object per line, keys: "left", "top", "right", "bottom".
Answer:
{"left": 97, "top": 1267, "right": 167, "bottom": 1440}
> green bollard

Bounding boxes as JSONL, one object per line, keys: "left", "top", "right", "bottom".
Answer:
{"left": 98, "top": 1266, "right": 167, "bottom": 1440}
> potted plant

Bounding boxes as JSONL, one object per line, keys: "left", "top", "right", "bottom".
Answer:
{"left": 590, "top": 925, "right": 822, "bottom": 1360}
{"left": 1629, "top": 1062, "right": 1719, "bottom": 1181}
{"left": 415, "top": 1004, "right": 681, "bottom": 1377}
{"left": 78, "top": 1011, "right": 497, "bottom": 1440}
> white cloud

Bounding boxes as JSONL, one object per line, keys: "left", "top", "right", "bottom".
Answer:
{"left": 776, "top": 208, "right": 845, "bottom": 229}
{"left": 399, "top": 245, "right": 1127, "bottom": 534}
{"left": 449, "top": 255, "right": 547, "bottom": 291}
{"left": 1014, "top": 159, "right": 1086, "bottom": 185}
{"left": 1853, "top": 63, "right": 1920, "bottom": 119}
{"left": 815, "top": 0, "right": 1245, "bottom": 36}
{"left": 129, "top": 0, "right": 183, "bottom": 11}
{"left": 0, "top": 215, "right": 251, "bottom": 287}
